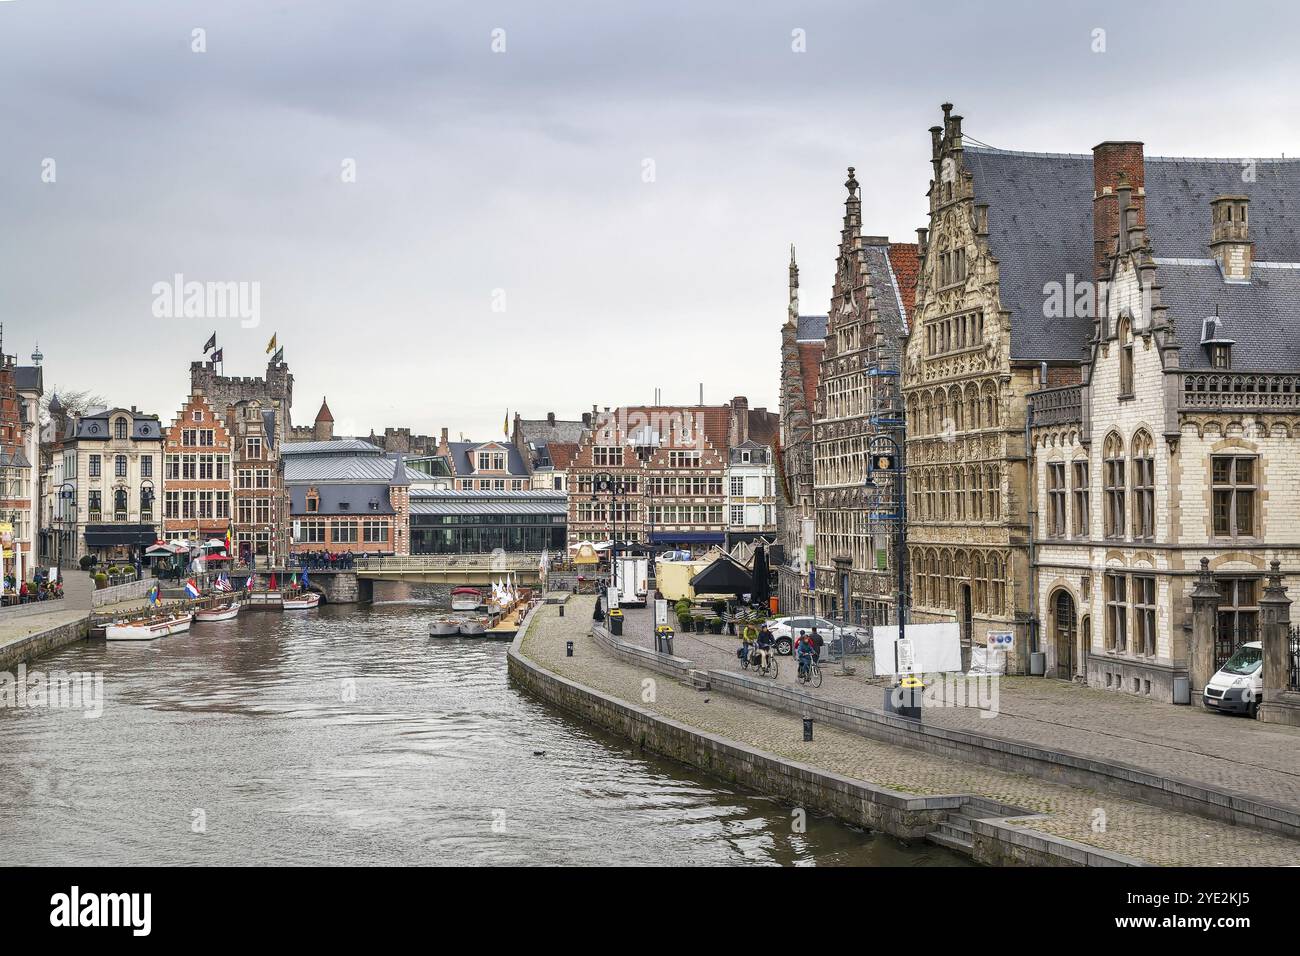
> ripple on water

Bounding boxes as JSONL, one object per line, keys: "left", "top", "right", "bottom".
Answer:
{"left": 0, "top": 602, "right": 971, "bottom": 867}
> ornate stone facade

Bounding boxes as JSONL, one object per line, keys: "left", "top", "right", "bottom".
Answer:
{"left": 810, "top": 169, "right": 912, "bottom": 625}
{"left": 1030, "top": 145, "right": 1300, "bottom": 703}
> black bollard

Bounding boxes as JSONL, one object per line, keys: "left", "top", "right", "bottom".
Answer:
{"left": 802, "top": 717, "right": 813, "bottom": 741}
{"left": 566, "top": 641, "right": 574, "bottom": 657}
{"left": 559, "top": 604, "right": 565, "bottom": 617}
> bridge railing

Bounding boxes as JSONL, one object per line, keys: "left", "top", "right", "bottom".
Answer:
{"left": 356, "top": 552, "right": 548, "bottom": 573}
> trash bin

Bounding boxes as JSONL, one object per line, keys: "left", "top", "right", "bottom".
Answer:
{"left": 1029, "top": 651, "right": 1046, "bottom": 676}
{"left": 655, "top": 624, "right": 675, "bottom": 655}
{"left": 886, "top": 675, "right": 925, "bottom": 721}
{"left": 608, "top": 609, "right": 624, "bottom": 636}
{"left": 1172, "top": 676, "right": 1190, "bottom": 705}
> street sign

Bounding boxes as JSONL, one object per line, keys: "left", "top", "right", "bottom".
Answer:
{"left": 869, "top": 453, "right": 897, "bottom": 472}
{"left": 896, "top": 639, "right": 915, "bottom": 672}
{"left": 987, "top": 631, "right": 1014, "bottom": 651}
{"left": 654, "top": 598, "right": 668, "bottom": 627}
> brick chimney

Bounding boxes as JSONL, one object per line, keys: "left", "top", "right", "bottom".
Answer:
{"left": 1210, "top": 195, "right": 1252, "bottom": 281}
{"left": 1092, "top": 141, "right": 1145, "bottom": 282}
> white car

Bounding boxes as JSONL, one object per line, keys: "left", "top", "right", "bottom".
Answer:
{"left": 765, "top": 616, "right": 869, "bottom": 656}
{"left": 1203, "top": 641, "right": 1263, "bottom": 717}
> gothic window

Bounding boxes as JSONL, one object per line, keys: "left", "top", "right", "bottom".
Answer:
{"left": 1105, "top": 572, "right": 1128, "bottom": 651}
{"left": 1047, "top": 462, "right": 1067, "bottom": 538}
{"left": 1131, "top": 430, "right": 1155, "bottom": 541}
{"left": 1072, "top": 460, "right": 1090, "bottom": 537}
{"left": 940, "top": 550, "right": 953, "bottom": 608}
{"left": 965, "top": 384, "right": 980, "bottom": 429}
{"left": 1212, "top": 455, "right": 1257, "bottom": 537}
{"left": 953, "top": 468, "right": 966, "bottom": 521}
{"left": 971, "top": 552, "right": 986, "bottom": 613}
{"left": 1133, "top": 575, "right": 1156, "bottom": 656}
{"left": 988, "top": 553, "right": 1004, "bottom": 615}
{"left": 1118, "top": 317, "right": 1134, "bottom": 397}
{"left": 986, "top": 466, "right": 1000, "bottom": 519}
{"left": 1103, "top": 433, "right": 1126, "bottom": 539}
{"left": 983, "top": 382, "right": 998, "bottom": 427}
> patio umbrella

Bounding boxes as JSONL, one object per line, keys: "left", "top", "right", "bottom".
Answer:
{"left": 750, "top": 545, "right": 771, "bottom": 607}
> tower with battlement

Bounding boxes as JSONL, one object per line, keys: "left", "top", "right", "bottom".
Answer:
{"left": 189, "top": 360, "right": 294, "bottom": 439}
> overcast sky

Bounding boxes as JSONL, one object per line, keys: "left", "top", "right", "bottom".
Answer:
{"left": 2, "top": 1, "right": 1297, "bottom": 439}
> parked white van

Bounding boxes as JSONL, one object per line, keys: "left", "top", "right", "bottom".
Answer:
{"left": 1203, "top": 641, "right": 1263, "bottom": 717}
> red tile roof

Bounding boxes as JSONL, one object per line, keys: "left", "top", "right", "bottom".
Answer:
{"left": 887, "top": 243, "right": 921, "bottom": 318}
{"left": 798, "top": 342, "right": 824, "bottom": 412}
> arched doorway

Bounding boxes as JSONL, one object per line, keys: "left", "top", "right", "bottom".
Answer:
{"left": 1051, "top": 590, "right": 1077, "bottom": 680}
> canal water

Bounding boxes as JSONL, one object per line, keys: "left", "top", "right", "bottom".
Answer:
{"left": 0, "top": 586, "right": 967, "bottom": 866}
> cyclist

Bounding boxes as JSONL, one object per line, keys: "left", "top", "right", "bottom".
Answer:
{"left": 737, "top": 627, "right": 756, "bottom": 666}
{"left": 809, "top": 626, "right": 824, "bottom": 664}
{"left": 795, "top": 632, "right": 815, "bottom": 680}
{"left": 754, "top": 625, "right": 775, "bottom": 673}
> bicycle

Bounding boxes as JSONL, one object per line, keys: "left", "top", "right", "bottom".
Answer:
{"left": 797, "top": 656, "right": 822, "bottom": 688}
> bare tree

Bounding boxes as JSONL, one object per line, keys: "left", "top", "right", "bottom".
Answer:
{"left": 40, "top": 387, "right": 105, "bottom": 425}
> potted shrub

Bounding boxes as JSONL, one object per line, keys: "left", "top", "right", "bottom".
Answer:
{"left": 678, "top": 611, "right": 693, "bottom": 632}
{"left": 79, "top": 555, "right": 95, "bottom": 571}
{"left": 708, "top": 617, "right": 724, "bottom": 635}
{"left": 674, "top": 599, "right": 691, "bottom": 619}
{"left": 93, "top": 572, "right": 109, "bottom": 590}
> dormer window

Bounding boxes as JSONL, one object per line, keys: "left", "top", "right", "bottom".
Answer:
{"left": 306, "top": 492, "right": 319, "bottom": 513}
{"left": 114, "top": 418, "right": 128, "bottom": 440}
{"left": 1211, "top": 344, "right": 1232, "bottom": 369}
{"left": 1118, "top": 318, "right": 1134, "bottom": 397}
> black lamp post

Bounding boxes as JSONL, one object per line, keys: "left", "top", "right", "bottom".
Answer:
{"left": 864, "top": 436, "right": 908, "bottom": 674}
{"left": 57, "top": 481, "right": 76, "bottom": 568}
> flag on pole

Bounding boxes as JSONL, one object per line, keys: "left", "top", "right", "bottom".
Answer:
{"left": 291, "top": 572, "right": 299, "bottom": 589}
{"left": 301, "top": 568, "right": 310, "bottom": 589}
{"left": 503, "top": 410, "right": 509, "bottom": 437}
{"left": 211, "top": 348, "right": 223, "bottom": 364}
{"left": 203, "top": 332, "right": 217, "bottom": 353}
{"left": 184, "top": 579, "right": 200, "bottom": 599}
{"left": 246, "top": 573, "right": 254, "bottom": 592}
{"left": 147, "top": 582, "right": 160, "bottom": 605}
{"left": 269, "top": 573, "right": 278, "bottom": 591}
{"left": 271, "top": 346, "right": 283, "bottom": 364}
{"left": 266, "top": 333, "right": 277, "bottom": 354}
{"left": 225, "top": 525, "right": 233, "bottom": 558}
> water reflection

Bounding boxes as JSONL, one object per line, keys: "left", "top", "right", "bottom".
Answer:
{"left": 0, "top": 594, "right": 968, "bottom": 867}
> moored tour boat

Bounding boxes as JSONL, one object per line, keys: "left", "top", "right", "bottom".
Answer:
{"left": 451, "top": 587, "right": 483, "bottom": 611}
{"left": 195, "top": 602, "right": 242, "bottom": 622}
{"left": 282, "top": 591, "right": 320, "bottom": 610}
{"left": 105, "top": 612, "right": 194, "bottom": 641}
{"left": 430, "top": 617, "right": 461, "bottom": 637}
{"left": 458, "top": 616, "right": 487, "bottom": 636}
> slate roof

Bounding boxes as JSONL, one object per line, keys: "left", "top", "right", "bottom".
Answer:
{"left": 446, "top": 441, "right": 529, "bottom": 476}
{"left": 14, "top": 366, "right": 41, "bottom": 394}
{"left": 1158, "top": 261, "right": 1300, "bottom": 371}
{"left": 963, "top": 147, "right": 1095, "bottom": 363}
{"left": 70, "top": 408, "right": 163, "bottom": 441}
{"left": 863, "top": 239, "right": 910, "bottom": 360}
{"left": 408, "top": 487, "right": 568, "bottom": 517}
{"left": 516, "top": 417, "right": 589, "bottom": 447}
{"left": 288, "top": 483, "right": 394, "bottom": 516}
{"left": 796, "top": 315, "right": 828, "bottom": 342}
{"left": 963, "top": 147, "right": 1300, "bottom": 368}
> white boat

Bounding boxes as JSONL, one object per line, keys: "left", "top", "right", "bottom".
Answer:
{"left": 105, "top": 613, "right": 194, "bottom": 641}
{"left": 282, "top": 592, "right": 321, "bottom": 610}
{"left": 458, "top": 616, "right": 487, "bottom": 636}
{"left": 195, "top": 603, "right": 242, "bottom": 622}
{"left": 451, "top": 587, "right": 483, "bottom": 611}
{"left": 430, "top": 618, "right": 461, "bottom": 637}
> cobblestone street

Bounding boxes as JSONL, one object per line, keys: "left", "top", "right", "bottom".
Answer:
{"left": 618, "top": 606, "right": 1300, "bottom": 813}
{"left": 521, "top": 598, "right": 1300, "bottom": 865}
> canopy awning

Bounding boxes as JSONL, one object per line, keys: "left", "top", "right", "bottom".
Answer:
{"left": 85, "top": 525, "right": 157, "bottom": 547}
{"left": 688, "top": 556, "right": 754, "bottom": 595}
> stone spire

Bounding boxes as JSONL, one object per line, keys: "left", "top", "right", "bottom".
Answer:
{"left": 786, "top": 244, "right": 799, "bottom": 328}
{"left": 843, "top": 167, "right": 861, "bottom": 236}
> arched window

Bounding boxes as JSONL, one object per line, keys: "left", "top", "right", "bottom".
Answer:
{"left": 971, "top": 466, "right": 984, "bottom": 520}
{"left": 965, "top": 383, "right": 980, "bottom": 429}
{"left": 987, "top": 465, "right": 1000, "bottom": 519}
{"left": 1131, "top": 430, "right": 1155, "bottom": 541}
{"left": 1104, "top": 432, "right": 1126, "bottom": 539}
{"left": 971, "top": 552, "right": 987, "bottom": 613}
{"left": 988, "top": 553, "right": 1004, "bottom": 615}
{"left": 1118, "top": 317, "right": 1134, "bottom": 396}
{"left": 983, "top": 382, "right": 999, "bottom": 427}
{"left": 940, "top": 550, "right": 953, "bottom": 609}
